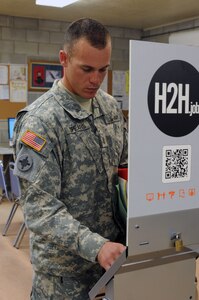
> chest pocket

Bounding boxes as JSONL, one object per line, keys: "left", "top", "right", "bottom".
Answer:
{"left": 78, "top": 130, "right": 104, "bottom": 173}
{"left": 101, "top": 112, "right": 123, "bottom": 166}
{"left": 66, "top": 120, "right": 104, "bottom": 174}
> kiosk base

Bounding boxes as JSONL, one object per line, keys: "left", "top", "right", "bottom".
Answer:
{"left": 105, "top": 258, "right": 196, "bottom": 300}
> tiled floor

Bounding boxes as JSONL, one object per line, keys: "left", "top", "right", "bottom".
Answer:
{"left": 0, "top": 199, "right": 199, "bottom": 300}
{"left": 0, "top": 199, "right": 32, "bottom": 300}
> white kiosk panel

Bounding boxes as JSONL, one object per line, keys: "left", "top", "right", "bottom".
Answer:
{"left": 127, "top": 40, "right": 199, "bottom": 256}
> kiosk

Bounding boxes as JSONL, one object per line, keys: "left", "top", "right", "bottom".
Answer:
{"left": 89, "top": 41, "right": 199, "bottom": 300}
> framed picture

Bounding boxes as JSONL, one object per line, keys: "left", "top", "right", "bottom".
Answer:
{"left": 28, "top": 61, "right": 63, "bottom": 91}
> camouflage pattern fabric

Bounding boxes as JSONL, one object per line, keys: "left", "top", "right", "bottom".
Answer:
{"left": 31, "top": 271, "right": 102, "bottom": 299}
{"left": 13, "top": 79, "right": 128, "bottom": 298}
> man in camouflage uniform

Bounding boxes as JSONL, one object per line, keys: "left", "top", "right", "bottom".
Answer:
{"left": 13, "top": 18, "right": 128, "bottom": 299}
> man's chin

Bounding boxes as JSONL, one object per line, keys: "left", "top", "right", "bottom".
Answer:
{"left": 83, "top": 90, "right": 98, "bottom": 99}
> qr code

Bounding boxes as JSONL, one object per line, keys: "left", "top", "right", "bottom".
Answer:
{"left": 162, "top": 145, "right": 191, "bottom": 183}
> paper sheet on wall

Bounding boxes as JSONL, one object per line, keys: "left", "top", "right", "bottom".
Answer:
{"left": 100, "top": 73, "right": 108, "bottom": 92}
{"left": 10, "top": 64, "right": 27, "bottom": 81}
{"left": 0, "top": 65, "right": 9, "bottom": 84}
{"left": 112, "top": 70, "right": 129, "bottom": 109}
{"left": 10, "top": 80, "right": 27, "bottom": 102}
{"left": 0, "top": 85, "right": 9, "bottom": 100}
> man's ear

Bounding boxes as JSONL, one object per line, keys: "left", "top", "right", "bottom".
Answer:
{"left": 59, "top": 50, "right": 68, "bottom": 67}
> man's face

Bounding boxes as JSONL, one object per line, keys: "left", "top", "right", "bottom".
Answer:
{"left": 60, "top": 38, "right": 111, "bottom": 99}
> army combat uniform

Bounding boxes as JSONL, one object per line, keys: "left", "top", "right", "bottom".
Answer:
{"left": 13, "top": 80, "right": 128, "bottom": 299}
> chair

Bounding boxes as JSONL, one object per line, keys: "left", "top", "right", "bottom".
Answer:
{"left": 2, "top": 162, "right": 27, "bottom": 249}
{"left": 0, "top": 161, "right": 9, "bottom": 202}
{"left": 13, "top": 221, "right": 27, "bottom": 249}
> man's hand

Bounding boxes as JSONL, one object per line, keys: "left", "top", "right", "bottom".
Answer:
{"left": 97, "top": 241, "right": 126, "bottom": 270}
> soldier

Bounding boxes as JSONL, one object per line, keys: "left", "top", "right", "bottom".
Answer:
{"left": 13, "top": 18, "right": 128, "bottom": 299}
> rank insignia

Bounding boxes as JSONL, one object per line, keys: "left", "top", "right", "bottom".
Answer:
{"left": 21, "top": 130, "right": 46, "bottom": 152}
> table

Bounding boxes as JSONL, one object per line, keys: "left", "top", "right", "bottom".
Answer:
{"left": 0, "top": 147, "right": 14, "bottom": 156}
{"left": 0, "top": 147, "right": 14, "bottom": 192}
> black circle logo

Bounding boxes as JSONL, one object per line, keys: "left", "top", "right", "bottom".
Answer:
{"left": 148, "top": 60, "right": 199, "bottom": 137}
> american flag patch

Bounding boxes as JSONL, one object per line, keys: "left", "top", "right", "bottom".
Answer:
{"left": 21, "top": 130, "right": 46, "bottom": 152}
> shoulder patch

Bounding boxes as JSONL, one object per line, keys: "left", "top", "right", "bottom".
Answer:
{"left": 21, "top": 130, "right": 46, "bottom": 152}
{"left": 17, "top": 154, "right": 33, "bottom": 172}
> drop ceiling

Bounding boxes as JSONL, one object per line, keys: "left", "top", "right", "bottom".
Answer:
{"left": 1, "top": 0, "right": 199, "bottom": 30}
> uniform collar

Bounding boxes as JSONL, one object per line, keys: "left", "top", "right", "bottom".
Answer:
{"left": 51, "top": 80, "right": 91, "bottom": 120}
{"left": 52, "top": 79, "right": 104, "bottom": 120}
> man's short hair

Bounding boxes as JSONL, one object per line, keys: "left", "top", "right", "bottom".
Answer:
{"left": 64, "top": 18, "right": 111, "bottom": 54}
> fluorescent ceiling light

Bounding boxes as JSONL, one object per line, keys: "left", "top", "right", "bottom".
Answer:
{"left": 36, "top": 0, "right": 79, "bottom": 8}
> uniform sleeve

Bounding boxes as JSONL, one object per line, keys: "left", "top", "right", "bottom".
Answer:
{"left": 119, "top": 112, "right": 128, "bottom": 166}
{"left": 14, "top": 116, "right": 108, "bottom": 263}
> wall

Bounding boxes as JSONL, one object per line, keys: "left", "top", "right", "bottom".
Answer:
{"left": 0, "top": 14, "right": 141, "bottom": 145}
{"left": 142, "top": 17, "right": 199, "bottom": 43}
{"left": 169, "top": 27, "right": 199, "bottom": 46}
{"left": 0, "top": 14, "right": 141, "bottom": 78}
{"left": 1, "top": 14, "right": 199, "bottom": 145}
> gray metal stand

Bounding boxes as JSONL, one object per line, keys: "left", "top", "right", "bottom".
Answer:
{"left": 89, "top": 249, "right": 198, "bottom": 300}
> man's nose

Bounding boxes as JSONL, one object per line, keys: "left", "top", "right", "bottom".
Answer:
{"left": 89, "top": 71, "right": 102, "bottom": 85}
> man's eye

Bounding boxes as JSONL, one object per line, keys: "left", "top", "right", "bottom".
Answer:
{"left": 99, "top": 68, "right": 107, "bottom": 73}
{"left": 82, "top": 67, "right": 92, "bottom": 72}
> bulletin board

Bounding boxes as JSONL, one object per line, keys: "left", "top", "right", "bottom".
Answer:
{"left": 0, "top": 64, "right": 27, "bottom": 118}
{"left": 0, "top": 101, "right": 26, "bottom": 119}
